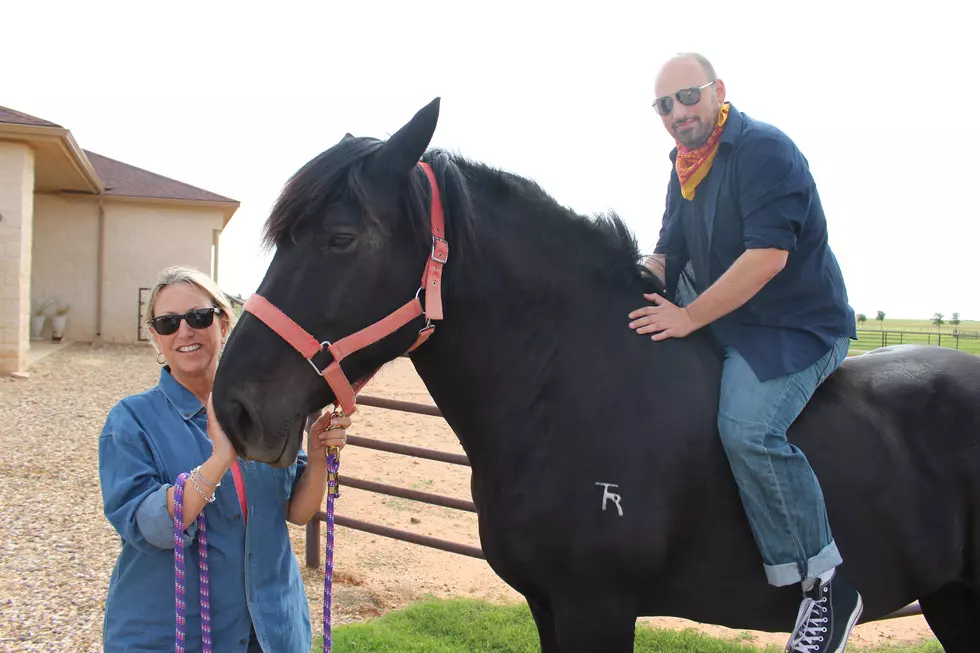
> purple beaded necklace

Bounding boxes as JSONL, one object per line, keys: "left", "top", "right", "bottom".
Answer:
{"left": 173, "top": 451, "right": 341, "bottom": 653}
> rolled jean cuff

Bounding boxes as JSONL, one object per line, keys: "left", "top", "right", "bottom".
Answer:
{"left": 764, "top": 540, "right": 842, "bottom": 587}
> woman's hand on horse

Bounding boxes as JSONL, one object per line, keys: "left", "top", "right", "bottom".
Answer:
{"left": 629, "top": 293, "right": 697, "bottom": 340}
{"left": 206, "top": 393, "right": 239, "bottom": 468}
{"left": 308, "top": 410, "right": 351, "bottom": 460}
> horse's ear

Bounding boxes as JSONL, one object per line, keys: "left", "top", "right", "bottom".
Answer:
{"left": 368, "top": 97, "right": 440, "bottom": 179}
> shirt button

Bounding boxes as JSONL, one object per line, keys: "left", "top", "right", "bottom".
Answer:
{"left": 239, "top": 638, "right": 246, "bottom": 645}
{"left": 235, "top": 514, "right": 241, "bottom": 520}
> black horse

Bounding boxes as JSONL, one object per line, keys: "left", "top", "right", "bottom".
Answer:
{"left": 212, "top": 98, "right": 980, "bottom": 652}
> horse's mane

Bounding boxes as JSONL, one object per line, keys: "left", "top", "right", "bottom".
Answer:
{"left": 262, "top": 135, "right": 385, "bottom": 251}
{"left": 262, "top": 137, "right": 665, "bottom": 296}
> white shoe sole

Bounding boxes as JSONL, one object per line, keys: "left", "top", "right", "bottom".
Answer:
{"left": 829, "top": 594, "right": 864, "bottom": 653}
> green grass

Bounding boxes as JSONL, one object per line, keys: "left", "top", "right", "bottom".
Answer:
{"left": 853, "top": 329, "right": 980, "bottom": 355}
{"left": 856, "top": 318, "right": 979, "bottom": 334}
{"left": 859, "top": 644, "right": 945, "bottom": 653}
{"left": 850, "top": 318, "right": 980, "bottom": 356}
{"left": 314, "top": 598, "right": 941, "bottom": 653}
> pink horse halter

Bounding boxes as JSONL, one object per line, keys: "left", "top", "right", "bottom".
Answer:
{"left": 242, "top": 161, "right": 448, "bottom": 414}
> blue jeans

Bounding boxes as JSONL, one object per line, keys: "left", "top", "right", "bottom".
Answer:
{"left": 718, "top": 335, "right": 850, "bottom": 587}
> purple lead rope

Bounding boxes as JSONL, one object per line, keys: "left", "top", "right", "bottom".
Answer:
{"left": 174, "top": 472, "right": 212, "bottom": 653}
{"left": 323, "top": 449, "right": 340, "bottom": 653}
{"left": 174, "top": 449, "right": 340, "bottom": 653}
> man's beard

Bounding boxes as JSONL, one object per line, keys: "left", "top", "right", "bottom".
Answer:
{"left": 673, "top": 107, "right": 717, "bottom": 148}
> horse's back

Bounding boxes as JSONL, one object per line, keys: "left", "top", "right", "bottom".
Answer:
{"left": 818, "top": 343, "right": 980, "bottom": 418}
{"left": 800, "top": 343, "right": 980, "bottom": 460}
{"left": 842, "top": 342, "right": 980, "bottom": 387}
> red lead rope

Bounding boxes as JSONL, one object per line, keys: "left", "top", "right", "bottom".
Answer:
{"left": 230, "top": 460, "right": 247, "bottom": 523}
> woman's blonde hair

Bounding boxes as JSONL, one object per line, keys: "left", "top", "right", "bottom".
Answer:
{"left": 143, "top": 265, "right": 239, "bottom": 351}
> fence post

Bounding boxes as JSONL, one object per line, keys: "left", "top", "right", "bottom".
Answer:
{"left": 304, "top": 412, "right": 320, "bottom": 568}
{"left": 306, "top": 520, "right": 321, "bottom": 568}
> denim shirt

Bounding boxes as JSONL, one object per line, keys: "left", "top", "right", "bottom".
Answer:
{"left": 654, "top": 104, "right": 856, "bottom": 381}
{"left": 98, "top": 367, "right": 312, "bottom": 653}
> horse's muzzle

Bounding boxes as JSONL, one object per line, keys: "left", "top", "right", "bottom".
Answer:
{"left": 217, "top": 389, "right": 299, "bottom": 467}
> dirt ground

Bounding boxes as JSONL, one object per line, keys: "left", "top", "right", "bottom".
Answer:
{"left": 0, "top": 343, "right": 937, "bottom": 651}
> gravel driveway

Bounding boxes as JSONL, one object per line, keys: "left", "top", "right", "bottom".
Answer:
{"left": 0, "top": 343, "right": 161, "bottom": 652}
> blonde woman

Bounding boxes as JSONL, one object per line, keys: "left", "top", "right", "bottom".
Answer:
{"left": 98, "top": 265, "right": 348, "bottom": 652}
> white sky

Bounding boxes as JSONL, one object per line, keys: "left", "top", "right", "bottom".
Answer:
{"left": 3, "top": 1, "right": 975, "bottom": 320}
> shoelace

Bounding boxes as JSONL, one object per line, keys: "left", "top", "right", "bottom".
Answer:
{"left": 788, "top": 596, "right": 829, "bottom": 652}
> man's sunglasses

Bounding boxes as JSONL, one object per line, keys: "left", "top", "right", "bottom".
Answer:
{"left": 652, "top": 81, "right": 715, "bottom": 116}
{"left": 149, "top": 307, "right": 221, "bottom": 336}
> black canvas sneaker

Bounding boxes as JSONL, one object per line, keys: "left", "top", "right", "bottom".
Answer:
{"left": 785, "top": 570, "right": 863, "bottom": 653}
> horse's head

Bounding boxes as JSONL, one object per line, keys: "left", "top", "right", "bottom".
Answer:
{"left": 213, "top": 98, "right": 449, "bottom": 465}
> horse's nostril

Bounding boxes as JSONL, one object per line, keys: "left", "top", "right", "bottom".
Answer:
{"left": 217, "top": 395, "right": 256, "bottom": 451}
{"left": 233, "top": 399, "right": 254, "bottom": 441}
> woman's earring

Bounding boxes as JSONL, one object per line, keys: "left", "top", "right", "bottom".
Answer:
{"left": 157, "top": 353, "right": 166, "bottom": 365}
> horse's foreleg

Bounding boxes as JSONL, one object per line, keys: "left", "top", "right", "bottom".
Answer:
{"left": 551, "top": 594, "right": 636, "bottom": 653}
{"left": 527, "top": 598, "right": 561, "bottom": 653}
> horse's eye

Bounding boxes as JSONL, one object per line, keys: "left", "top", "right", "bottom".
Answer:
{"left": 327, "top": 234, "right": 357, "bottom": 250}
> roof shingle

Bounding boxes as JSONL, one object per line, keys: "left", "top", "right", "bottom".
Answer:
{"left": 84, "top": 150, "right": 238, "bottom": 204}
{"left": 0, "top": 105, "right": 62, "bottom": 128}
{"left": 0, "top": 104, "right": 237, "bottom": 205}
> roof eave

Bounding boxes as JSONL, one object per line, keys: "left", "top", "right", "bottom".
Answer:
{"left": 61, "top": 132, "right": 105, "bottom": 194}
{"left": 102, "top": 193, "right": 240, "bottom": 227}
{"left": 0, "top": 123, "right": 104, "bottom": 194}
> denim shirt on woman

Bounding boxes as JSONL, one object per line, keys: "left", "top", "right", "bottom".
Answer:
{"left": 98, "top": 366, "right": 311, "bottom": 653}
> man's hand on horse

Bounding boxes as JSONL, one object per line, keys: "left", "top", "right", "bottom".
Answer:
{"left": 629, "top": 293, "right": 697, "bottom": 341}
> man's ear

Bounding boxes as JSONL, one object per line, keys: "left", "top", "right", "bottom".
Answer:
{"left": 713, "top": 79, "right": 726, "bottom": 104}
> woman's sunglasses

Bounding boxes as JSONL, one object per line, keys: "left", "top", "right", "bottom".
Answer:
{"left": 652, "top": 81, "right": 715, "bottom": 116}
{"left": 149, "top": 307, "right": 221, "bottom": 336}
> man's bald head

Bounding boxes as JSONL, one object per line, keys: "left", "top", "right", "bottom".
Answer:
{"left": 653, "top": 53, "right": 727, "bottom": 148}
{"left": 675, "top": 53, "right": 717, "bottom": 81}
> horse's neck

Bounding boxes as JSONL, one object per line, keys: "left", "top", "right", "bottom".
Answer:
{"left": 410, "top": 295, "right": 721, "bottom": 514}
{"left": 410, "top": 193, "right": 722, "bottom": 480}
